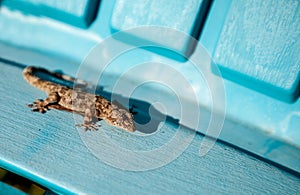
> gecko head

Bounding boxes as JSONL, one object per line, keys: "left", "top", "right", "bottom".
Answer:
{"left": 108, "top": 105, "right": 135, "bottom": 132}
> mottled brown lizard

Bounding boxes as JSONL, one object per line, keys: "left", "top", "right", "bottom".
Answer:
{"left": 23, "top": 66, "right": 135, "bottom": 132}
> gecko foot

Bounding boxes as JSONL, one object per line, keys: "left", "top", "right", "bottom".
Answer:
{"left": 76, "top": 122, "right": 100, "bottom": 131}
{"left": 27, "top": 99, "right": 49, "bottom": 113}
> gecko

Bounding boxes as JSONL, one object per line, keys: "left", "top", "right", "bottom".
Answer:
{"left": 23, "top": 66, "right": 135, "bottom": 132}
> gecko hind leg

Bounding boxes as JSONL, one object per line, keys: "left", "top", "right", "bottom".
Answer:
{"left": 76, "top": 108, "right": 100, "bottom": 131}
{"left": 27, "top": 92, "right": 59, "bottom": 113}
{"left": 76, "top": 122, "right": 99, "bottom": 131}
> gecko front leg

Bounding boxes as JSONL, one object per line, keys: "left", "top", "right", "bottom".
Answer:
{"left": 27, "top": 92, "right": 59, "bottom": 113}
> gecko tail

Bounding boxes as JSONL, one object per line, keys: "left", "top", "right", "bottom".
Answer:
{"left": 23, "top": 66, "right": 41, "bottom": 85}
{"left": 23, "top": 66, "right": 90, "bottom": 91}
{"left": 23, "top": 66, "right": 59, "bottom": 91}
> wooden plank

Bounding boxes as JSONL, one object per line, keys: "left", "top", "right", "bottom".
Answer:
{"left": 0, "top": 182, "right": 27, "bottom": 195}
{"left": 0, "top": 49, "right": 299, "bottom": 194}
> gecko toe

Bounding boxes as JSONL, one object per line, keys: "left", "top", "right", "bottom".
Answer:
{"left": 76, "top": 123, "right": 99, "bottom": 131}
{"left": 27, "top": 103, "right": 34, "bottom": 108}
{"left": 27, "top": 101, "right": 49, "bottom": 113}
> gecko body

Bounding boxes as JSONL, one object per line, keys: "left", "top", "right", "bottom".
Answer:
{"left": 23, "top": 66, "right": 135, "bottom": 132}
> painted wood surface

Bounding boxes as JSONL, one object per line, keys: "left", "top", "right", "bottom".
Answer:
{"left": 212, "top": 0, "right": 300, "bottom": 102}
{"left": 0, "top": 45, "right": 299, "bottom": 194}
{"left": 0, "top": 182, "right": 26, "bottom": 195}
{"left": 1, "top": 0, "right": 100, "bottom": 28}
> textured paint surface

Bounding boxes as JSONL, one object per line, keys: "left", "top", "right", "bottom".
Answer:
{"left": 0, "top": 57, "right": 299, "bottom": 194}
{"left": 213, "top": 0, "right": 300, "bottom": 101}
{"left": 111, "top": 0, "right": 201, "bottom": 33}
{"left": 0, "top": 0, "right": 300, "bottom": 193}
{"left": 0, "top": 182, "right": 27, "bottom": 195}
{"left": 110, "top": 0, "right": 207, "bottom": 56}
{"left": 15, "top": 0, "right": 88, "bottom": 16}
{"left": 1, "top": 0, "right": 99, "bottom": 27}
